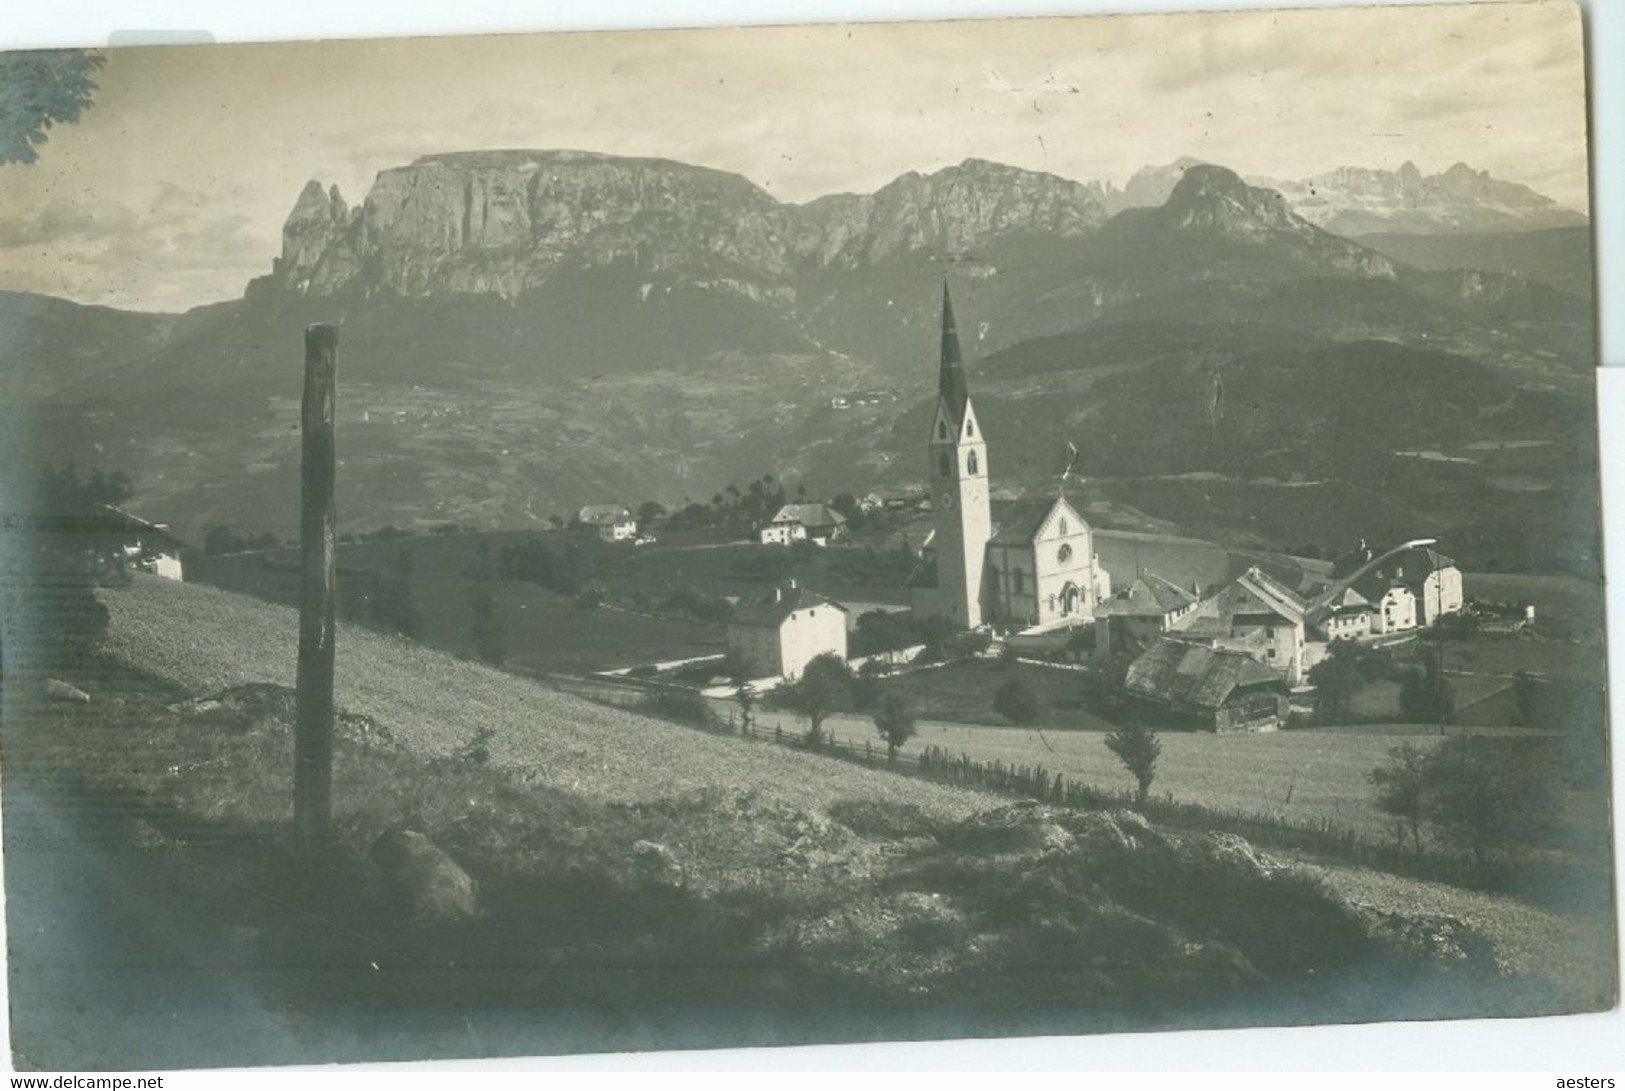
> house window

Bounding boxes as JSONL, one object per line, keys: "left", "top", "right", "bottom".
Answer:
{"left": 967, "top": 450, "right": 979, "bottom": 475}
{"left": 939, "top": 452, "right": 952, "bottom": 478}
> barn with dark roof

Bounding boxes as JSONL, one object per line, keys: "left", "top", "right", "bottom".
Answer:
{"left": 1123, "top": 637, "right": 1290, "bottom": 732}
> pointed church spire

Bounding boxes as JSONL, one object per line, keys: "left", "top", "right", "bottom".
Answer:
{"left": 938, "top": 281, "right": 970, "bottom": 423}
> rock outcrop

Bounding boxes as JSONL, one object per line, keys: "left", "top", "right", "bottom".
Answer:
{"left": 1105, "top": 157, "right": 1586, "bottom": 236}
{"left": 262, "top": 151, "right": 1108, "bottom": 301}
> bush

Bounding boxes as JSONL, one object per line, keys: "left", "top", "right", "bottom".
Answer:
{"left": 1422, "top": 736, "right": 1559, "bottom": 868}
{"left": 638, "top": 688, "right": 716, "bottom": 729}
{"left": 574, "top": 586, "right": 604, "bottom": 611}
{"left": 772, "top": 652, "right": 854, "bottom": 744}
{"left": 872, "top": 692, "right": 918, "bottom": 761}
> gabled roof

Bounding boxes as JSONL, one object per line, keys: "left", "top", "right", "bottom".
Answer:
{"left": 988, "top": 495, "right": 1084, "bottom": 547}
{"left": 1096, "top": 571, "right": 1197, "bottom": 618}
{"left": 1124, "top": 637, "right": 1286, "bottom": 711}
{"left": 730, "top": 584, "right": 845, "bottom": 628}
{"left": 1350, "top": 570, "right": 1414, "bottom": 604}
{"left": 770, "top": 503, "right": 846, "bottom": 528}
{"left": 1172, "top": 566, "right": 1307, "bottom": 636}
{"left": 1388, "top": 546, "right": 1458, "bottom": 583}
{"left": 1306, "top": 585, "right": 1376, "bottom": 637}
{"left": 578, "top": 504, "right": 631, "bottom": 524}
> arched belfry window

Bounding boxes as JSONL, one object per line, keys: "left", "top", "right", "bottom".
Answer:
{"left": 966, "top": 418, "right": 975, "bottom": 438}
{"left": 938, "top": 421, "right": 949, "bottom": 440}
{"left": 939, "top": 452, "right": 952, "bottom": 478}
{"left": 1058, "top": 518, "right": 1069, "bottom": 536}
{"left": 967, "top": 450, "right": 979, "bottom": 476}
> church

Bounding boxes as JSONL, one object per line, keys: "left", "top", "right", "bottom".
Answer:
{"left": 908, "top": 285, "right": 1109, "bottom": 632}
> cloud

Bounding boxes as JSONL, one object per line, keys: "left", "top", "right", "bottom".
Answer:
{"left": 0, "top": 199, "right": 140, "bottom": 248}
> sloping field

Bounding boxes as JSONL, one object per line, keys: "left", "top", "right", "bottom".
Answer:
{"left": 98, "top": 575, "right": 987, "bottom": 818}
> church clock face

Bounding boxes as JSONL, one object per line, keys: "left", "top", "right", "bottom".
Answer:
{"left": 938, "top": 490, "right": 955, "bottom": 511}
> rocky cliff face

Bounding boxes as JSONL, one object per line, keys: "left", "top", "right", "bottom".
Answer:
{"left": 264, "top": 151, "right": 1108, "bottom": 300}
{"left": 1099, "top": 164, "right": 1397, "bottom": 280}
{"left": 796, "top": 158, "right": 1106, "bottom": 268}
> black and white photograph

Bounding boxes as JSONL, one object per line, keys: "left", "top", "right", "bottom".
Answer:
{"left": 0, "top": 0, "right": 1617, "bottom": 1073}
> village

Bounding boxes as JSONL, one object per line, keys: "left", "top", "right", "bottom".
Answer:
{"left": 148, "top": 285, "right": 1586, "bottom": 759}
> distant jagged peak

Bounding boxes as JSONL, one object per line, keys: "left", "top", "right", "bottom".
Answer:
{"left": 1160, "top": 162, "right": 1297, "bottom": 229}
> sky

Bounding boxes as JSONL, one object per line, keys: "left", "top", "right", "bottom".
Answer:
{"left": 0, "top": 0, "right": 1591, "bottom": 312}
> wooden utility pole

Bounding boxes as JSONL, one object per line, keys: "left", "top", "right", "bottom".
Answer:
{"left": 296, "top": 324, "right": 339, "bottom": 852}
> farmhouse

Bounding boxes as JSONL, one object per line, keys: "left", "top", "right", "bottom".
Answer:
{"left": 101, "top": 505, "right": 186, "bottom": 581}
{"left": 1309, "top": 586, "right": 1376, "bottom": 642}
{"left": 908, "top": 284, "right": 1108, "bottom": 632}
{"left": 1351, "top": 572, "right": 1418, "bottom": 635}
{"left": 1169, "top": 566, "right": 1310, "bottom": 684}
{"left": 1123, "top": 637, "right": 1291, "bottom": 732}
{"left": 1093, "top": 571, "right": 1200, "bottom": 658}
{"left": 860, "top": 487, "right": 922, "bottom": 513}
{"left": 725, "top": 580, "right": 848, "bottom": 681}
{"left": 1390, "top": 545, "right": 1464, "bottom": 625}
{"left": 760, "top": 503, "right": 847, "bottom": 546}
{"left": 578, "top": 504, "right": 637, "bottom": 542}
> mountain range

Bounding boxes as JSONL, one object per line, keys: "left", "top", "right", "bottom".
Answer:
{"left": 2, "top": 150, "right": 1598, "bottom": 577}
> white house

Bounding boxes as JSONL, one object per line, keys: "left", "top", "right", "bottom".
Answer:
{"left": 1391, "top": 546, "right": 1465, "bottom": 625}
{"left": 1352, "top": 573, "right": 1418, "bottom": 635}
{"left": 760, "top": 503, "right": 846, "bottom": 546}
{"left": 726, "top": 581, "right": 848, "bottom": 681}
{"left": 1311, "top": 586, "right": 1376, "bottom": 642}
{"left": 578, "top": 504, "right": 637, "bottom": 542}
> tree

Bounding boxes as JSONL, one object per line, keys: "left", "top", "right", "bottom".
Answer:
{"left": 993, "top": 677, "right": 1040, "bottom": 725}
{"left": 1367, "top": 742, "right": 1429, "bottom": 852}
{"left": 469, "top": 586, "right": 505, "bottom": 664}
{"left": 776, "top": 652, "right": 852, "bottom": 744}
{"left": 204, "top": 524, "right": 247, "bottom": 557}
{"left": 574, "top": 586, "right": 604, "bottom": 611}
{"left": 1, "top": 50, "right": 105, "bottom": 164}
{"left": 872, "top": 692, "right": 917, "bottom": 762}
{"left": 1307, "top": 639, "right": 1365, "bottom": 722}
{"left": 637, "top": 500, "right": 667, "bottom": 527}
{"left": 1104, "top": 721, "right": 1162, "bottom": 808}
{"left": 1422, "top": 736, "right": 1559, "bottom": 868}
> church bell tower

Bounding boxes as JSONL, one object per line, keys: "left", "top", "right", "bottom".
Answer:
{"left": 925, "top": 283, "right": 992, "bottom": 629}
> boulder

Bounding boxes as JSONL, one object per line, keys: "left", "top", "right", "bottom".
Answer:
{"left": 632, "top": 840, "right": 685, "bottom": 888}
{"left": 940, "top": 801, "right": 1073, "bottom": 857}
{"left": 369, "top": 828, "right": 478, "bottom": 923}
{"left": 44, "top": 678, "right": 91, "bottom": 703}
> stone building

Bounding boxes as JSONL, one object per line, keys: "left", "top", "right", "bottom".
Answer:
{"left": 725, "top": 581, "right": 847, "bottom": 681}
